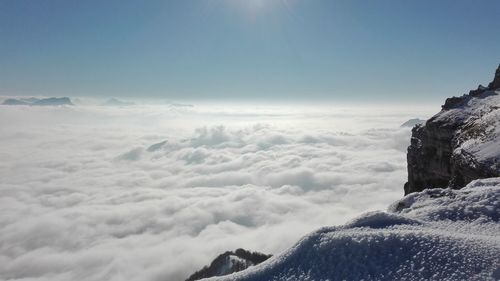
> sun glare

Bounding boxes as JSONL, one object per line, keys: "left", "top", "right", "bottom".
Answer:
{"left": 223, "top": 0, "right": 294, "bottom": 22}
{"left": 226, "top": 0, "right": 291, "bottom": 13}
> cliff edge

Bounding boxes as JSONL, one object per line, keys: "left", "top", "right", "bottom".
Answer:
{"left": 404, "top": 65, "right": 500, "bottom": 195}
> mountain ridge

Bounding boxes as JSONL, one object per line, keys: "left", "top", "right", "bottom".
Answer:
{"left": 404, "top": 65, "right": 500, "bottom": 194}
{"left": 2, "top": 97, "right": 74, "bottom": 106}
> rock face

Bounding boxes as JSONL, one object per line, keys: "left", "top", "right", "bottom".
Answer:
{"left": 185, "top": 249, "right": 271, "bottom": 281}
{"left": 488, "top": 63, "right": 500, "bottom": 90}
{"left": 404, "top": 65, "right": 500, "bottom": 195}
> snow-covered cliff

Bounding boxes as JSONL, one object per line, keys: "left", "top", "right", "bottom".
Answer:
{"left": 405, "top": 65, "right": 500, "bottom": 194}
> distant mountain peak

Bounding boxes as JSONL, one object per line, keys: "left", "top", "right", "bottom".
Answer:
{"left": 102, "top": 98, "right": 135, "bottom": 106}
{"left": 2, "top": 98, "right": 30, "bottom": 105}
{"left": 32, "top": 97, "right": 73, "bottom": 106}
{"left": 2, "top": 97, "right": 73, "bottom": 106}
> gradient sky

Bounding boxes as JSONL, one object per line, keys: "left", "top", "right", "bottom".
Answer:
{"left": 1, "top": 0, "right": 499, "bottom": 102}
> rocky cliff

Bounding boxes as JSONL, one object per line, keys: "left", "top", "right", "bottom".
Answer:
{"left": 404, "top": 65, "right": 500, "bottom": 195}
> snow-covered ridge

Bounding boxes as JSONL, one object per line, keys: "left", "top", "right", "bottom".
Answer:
{"left": 436, "top": 88, "right": 499, "bottom": 165}
{"left": 208, "top": 178, "right": 500, "bottom": 281}
{"left": 186, "top": 249, "right": 272, "bottom": 281}
{"left": 439, "top": 89, "right": 499, "bottom": 165}
{"left": 405, "top": 66, "right": 500, "bottom": 194}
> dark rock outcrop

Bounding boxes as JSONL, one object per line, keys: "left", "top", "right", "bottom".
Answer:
{"left": 404, "top": 65, "right": 500, "bottom": 195}
{"left": 185, "top": 249, "right": 271, "bottom": 281}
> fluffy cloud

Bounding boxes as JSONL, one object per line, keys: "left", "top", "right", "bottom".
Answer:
{"left": 0, "top": 103, "right": 435, "bottom": 281}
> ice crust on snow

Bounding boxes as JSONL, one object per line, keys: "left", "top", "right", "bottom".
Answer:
{"left": 208, "top": 178, "right": 500, "bottom": 281}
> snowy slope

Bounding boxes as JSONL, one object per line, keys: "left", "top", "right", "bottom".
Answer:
{"left": 437, "top": 90, "right": 500, "bottom": 170}
{"left": 208, "top": 178, "right": 500, "bottom": 281}
{"left": 405, "top": 88, "right": 500, "bottom": 194}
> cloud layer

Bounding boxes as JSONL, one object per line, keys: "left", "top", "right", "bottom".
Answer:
{"left": 0, "top": 104, "right": 435, "bottom": 281}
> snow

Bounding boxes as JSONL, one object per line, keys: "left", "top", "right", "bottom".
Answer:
{"left": 217, "top": 255, "right": 250, "bottom": 276}
{"left": 208, "top": 178, "right": 500, "bottom": 281}
{"left": 214, "top": 254, "right": 259, "bottom": 277}
{"left": 434, "top": 90, "right": 500, "bottom": 170}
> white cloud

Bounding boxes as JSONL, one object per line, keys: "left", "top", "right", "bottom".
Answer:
{"left": 0, "top": 103, "right": 435, "bottom": 281}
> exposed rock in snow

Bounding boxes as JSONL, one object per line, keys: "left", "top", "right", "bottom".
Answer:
{"left": 185, "top": 249, "right": 271, "bottom": 281}
{"left": 207, "top": 178, "right": 500, "bottom": 281}
{"left": 401, "top": 118, "right": 426, "bottom": 128}
{"left": 405, "top": 65, "right": 500, "bottom": 194}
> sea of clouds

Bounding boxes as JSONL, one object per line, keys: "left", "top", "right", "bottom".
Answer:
{"left": 0, "top": 102, "right": 437, "bottom": 281}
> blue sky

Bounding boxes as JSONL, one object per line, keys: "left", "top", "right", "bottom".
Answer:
{"left": 1, "top": 0, "right": 499, "bottom": 102}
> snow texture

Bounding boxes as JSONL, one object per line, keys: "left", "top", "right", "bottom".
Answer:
{"left": 217, "top": 255, "right": 252, "bottom": 276}
{"left": 209, "top": 178, "right": 500, "bottom": 281}
{"left": 438, "top": 90, "right": 500, "bottom": 170}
